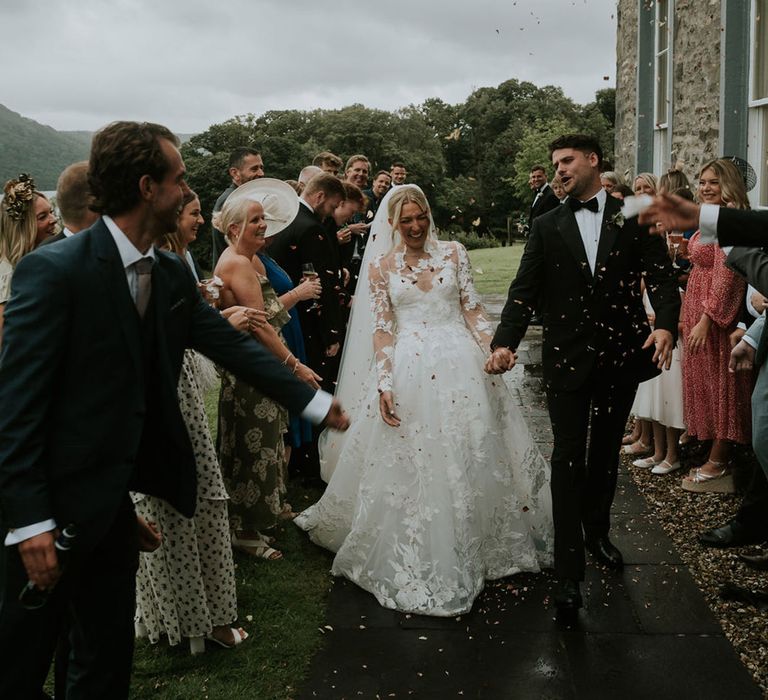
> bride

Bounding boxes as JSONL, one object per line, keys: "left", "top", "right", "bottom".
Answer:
{"left": 294, "top": 185, "right": 553, "bottom": 616}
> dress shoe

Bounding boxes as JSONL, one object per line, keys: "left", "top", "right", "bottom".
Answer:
{"left": 698, "top": 520, "right": 766, "bottom": 548}
{"left": 554, "top": 578, "right": 582, "bottom": 612}
{"left": 585, "top": 536, "right": 624, "bottom": 568}
{"left": 739, "top": 551, "right": 768, "bottom": 571}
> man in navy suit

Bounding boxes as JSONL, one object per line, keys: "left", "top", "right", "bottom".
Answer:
{"left": 0, "top": 121, "right": 348, "bottom": 698}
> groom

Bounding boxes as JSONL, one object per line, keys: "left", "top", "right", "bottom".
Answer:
{"left": 486, "top": 134, "right": 679, "bottom": 611}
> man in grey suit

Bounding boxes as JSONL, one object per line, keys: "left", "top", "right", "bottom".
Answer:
{"left": 0, "top": 121, "right": 348, "bottom": 698}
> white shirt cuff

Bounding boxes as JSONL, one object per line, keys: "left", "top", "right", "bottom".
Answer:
{"left": 737, "top": 322, "right": 747, "bottom": 331}
{"left": 301, "top": 390, "right": 333, "bottom": 425}
{"left": 698, "top": 204, "right": 719, "bottom": 244}
{"left": 742, "top": 334, "right": 759, "bottom": 350}
{"left": 5, "top": 519, "right": 57, "bottom": 546}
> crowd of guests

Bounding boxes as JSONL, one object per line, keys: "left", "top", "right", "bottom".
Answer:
{"left": 3, "top": 126, "right": 767, "bottom": 694}
{"left": 0, "top": 147, "right": 409, "bottom": 664}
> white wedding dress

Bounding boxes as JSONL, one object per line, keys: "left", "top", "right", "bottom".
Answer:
{"left": 295, "top": 210, "right": 553, "bottom": 615}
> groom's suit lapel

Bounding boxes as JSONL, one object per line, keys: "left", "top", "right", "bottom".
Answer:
{"left": 594, "top": 195, "right": 621, "bottom": 282}
{"left": 554, "top": 205, "right": 593, "bottom": 285}
{"left": 92, "top": 221, "right": 142, "bottom": 374}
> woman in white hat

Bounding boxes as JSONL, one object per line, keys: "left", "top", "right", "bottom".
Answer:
{"left": 214, "top": 180, "right": 322, "bottom": 560}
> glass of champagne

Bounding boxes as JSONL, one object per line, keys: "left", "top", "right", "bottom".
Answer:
{"left": 302, "top": 263, "right": 320, "bottom": 311}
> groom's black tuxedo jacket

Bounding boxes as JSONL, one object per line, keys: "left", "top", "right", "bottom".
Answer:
{"left": 0, "top": 219, "right": 316, "bottom": 550}
{"left": 493, "top": 195, "right": 680, "bottom": 392}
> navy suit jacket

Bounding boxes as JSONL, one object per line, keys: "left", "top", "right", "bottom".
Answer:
{"left": 0, "top": 219, "right": 315, "bottom": 549}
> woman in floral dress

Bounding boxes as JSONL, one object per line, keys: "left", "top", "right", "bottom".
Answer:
{"left": 215, "top": 187, "right": 321, "bottom": 559}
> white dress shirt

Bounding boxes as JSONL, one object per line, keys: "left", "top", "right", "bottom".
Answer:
{"left": 572, "top": 188, "right": 607, "bottom": 275}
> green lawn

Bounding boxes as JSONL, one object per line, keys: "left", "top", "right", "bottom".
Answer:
{"left": 467, "top": 243, "right": 523, "bottom": 296}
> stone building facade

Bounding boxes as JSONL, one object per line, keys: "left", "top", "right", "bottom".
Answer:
{"left": 615, "top": 0, "right": 768, "bottom": 208}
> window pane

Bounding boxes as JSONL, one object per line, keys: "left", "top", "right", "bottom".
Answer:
{"left": 656, "top": 51, "right": 669, "bottom": 125}
{"left": 761, "top": 109, "right": 768, "bottom": 206}
{"left": 657, "top": 0, "right": 669, "bottom": 52}
{"left": 756, "top": 0, "right": 768, "bottom": 100}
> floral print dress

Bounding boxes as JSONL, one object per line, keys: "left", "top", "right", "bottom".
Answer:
{"left": 681, "top": 232, "right": 753, "bottom": 443}
{"left": 134, "top": 350, "right": 238, "bottom": 646}
{"left": 218, "top": 272, "right": 291, "bottom": 532}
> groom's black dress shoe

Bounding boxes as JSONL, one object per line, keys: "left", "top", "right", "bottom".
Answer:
{"left": 554, "top": 579, "right": 582, "bottom": 612}
{"left": 698, "top": 520, "right": 766, "bottom": 548}
{"left": 739, "top": 551, "right": 768, "bottom": 571}
{"left": 585, "top": 536, "right": 624, "bottom": 569}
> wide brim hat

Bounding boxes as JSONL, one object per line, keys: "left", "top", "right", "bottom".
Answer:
{"left": 227, "top": 178, "right": 300, "bottom": 238}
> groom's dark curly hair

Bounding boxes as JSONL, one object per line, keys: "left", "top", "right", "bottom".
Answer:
{"left": 548, "top": 134, "right": 603, "bottom": 167}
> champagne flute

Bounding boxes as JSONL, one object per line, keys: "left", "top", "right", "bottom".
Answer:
{"left": 302, "top": 263, "right": 320, "bottom": 311}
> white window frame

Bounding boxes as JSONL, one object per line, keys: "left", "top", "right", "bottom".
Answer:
{"left": 748, "top": 0, "right": 768, "bottom": 208}
{"left": 653, "top": 0, "right": 674, "bottom": 175}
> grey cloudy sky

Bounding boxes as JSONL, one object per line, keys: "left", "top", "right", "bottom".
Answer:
{"left": 1, "top": 0, "right": 617, "bottom": 134}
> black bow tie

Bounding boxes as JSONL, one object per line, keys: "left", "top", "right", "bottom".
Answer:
{"left": 568, "top": 197, "right": 599, "bottom": 213}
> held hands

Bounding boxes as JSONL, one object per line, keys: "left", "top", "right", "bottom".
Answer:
{"left": 642, "top": 329, "right": 675, "bottom": 370}
{"left": 336, "top": 227, "right": 352, "bottom": 245}
{"left": 484, "top": 347, "right": 517, "bottom": 374}
{"left": 294, "top": 277, "right": 322, "bottom": 301}
{"left": 729, "top": 340, "right": 756, "bottom": 373}
{"left": 638, "top": 194, "right": 701, "bottom": 235}
{"left": 18, "top": 530, "right": 59, "bottom": 590}
{"left": 379, "top": 391, "right": 401, "bottom": 427}
{"left": 324, "top": 398, "right": 350, "bottom": 431}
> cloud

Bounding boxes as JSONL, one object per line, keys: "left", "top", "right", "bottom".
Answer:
{"left": 1, "top": 0, "right": 616, "bottom": 133}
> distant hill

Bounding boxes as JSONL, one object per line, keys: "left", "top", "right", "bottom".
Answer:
{"left": 0, "top": 104, "right": 196, "bottom": 190}
{"left": 0, "top": 104, "right": 91, "bottom": 190}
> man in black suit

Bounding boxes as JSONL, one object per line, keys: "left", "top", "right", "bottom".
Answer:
{"left": 0, "top": 121, "right": 348, "bottom": 699}
{"left": 641, "top": 194, "right": 768, "bottom": 563}
{"left": 269, "top": 172, "right": 347, "bottom": 390}
{"left": 486, "top": 134, "right": 679, "bottom": 612}
{"left": 527, "top": 164, "right": 561, "bottom": 230}
{"left": 42, "top": 161, "right": 100, "bottom": 246}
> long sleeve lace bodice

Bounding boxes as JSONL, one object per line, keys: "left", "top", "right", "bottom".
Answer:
{"left": 369, "top": 241, "right": 493, "bottom": 393}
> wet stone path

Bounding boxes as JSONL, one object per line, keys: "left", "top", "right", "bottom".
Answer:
{"left": 297, "top": 296, "right": 762, "bottom": 699}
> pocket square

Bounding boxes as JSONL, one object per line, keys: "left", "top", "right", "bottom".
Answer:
{"left": 169, "top": 298, "right": 186, "bottom": 312}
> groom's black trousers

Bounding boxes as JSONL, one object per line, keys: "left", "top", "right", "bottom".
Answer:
{"left": 545, "top": 371, "right": 638, "bottom": 581}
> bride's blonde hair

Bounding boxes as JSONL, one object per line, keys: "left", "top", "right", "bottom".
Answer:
{"left": 386, "top": 186, "right": 437, "bottom": 252}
